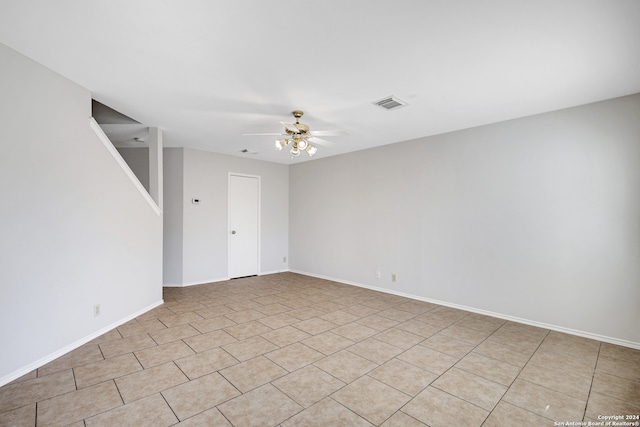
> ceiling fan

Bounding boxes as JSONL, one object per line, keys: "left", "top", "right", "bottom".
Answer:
{"left": 244, "top": 110, "right": 347, "bottom": 157}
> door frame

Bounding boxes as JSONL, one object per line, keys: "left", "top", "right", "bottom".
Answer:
{"left": 227, "top": 172, "right": 261, "bottom": 278}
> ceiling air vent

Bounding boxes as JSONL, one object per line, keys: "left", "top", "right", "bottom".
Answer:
{"left": 373, "top": 95, "right": 408, "bottom": 111}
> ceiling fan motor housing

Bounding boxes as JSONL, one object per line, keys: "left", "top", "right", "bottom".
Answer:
{"left": 295, "top": 123, "right": 309, "bottom": 133}
{"left": 289, "top": 111, "right": 310, "bottom": 134}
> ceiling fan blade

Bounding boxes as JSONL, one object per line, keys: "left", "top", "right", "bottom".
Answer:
{"left": 309, "top": 130, "right": 348, "bottom": 137}
{"left": 243, "top": 132, "right": 288, "bottom": 136}
{"left": 307, "top": 137, "right": 336, "bottom": 147}
{"left": 280, "top": 121, "right": 300, "bottom": 133}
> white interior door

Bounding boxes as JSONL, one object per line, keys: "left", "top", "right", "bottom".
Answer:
{"left": 228, "top": 174, "right": 259, "bottom": 278}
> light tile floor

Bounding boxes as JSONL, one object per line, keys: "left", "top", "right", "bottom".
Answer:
{"left": 1, "top": 273, "right": 639, "bottom": 426}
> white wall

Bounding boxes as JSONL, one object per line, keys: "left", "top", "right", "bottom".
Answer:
{"left": 290, "top": 94, "right": 640, "bottom": 347}
{"left": 0, "top": 43, "right": 163, "bottom": 384}
{"left": 163, "top": 148, "right": 289, "bottom": 286}
{"left": 163, "top": 148, "right": 184, "bottom": 285}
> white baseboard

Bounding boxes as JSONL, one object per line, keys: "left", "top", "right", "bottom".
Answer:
{"left": 163, "top": 277, "right": 230, "bottom": 287}
{"left": 260, "top": 269, "right": 290, "bottom": 276}
{"left": 0, "top": 299, "right": 164, "bottom": 387}
{"left": 290, "top": 269, "right": 640, "bottom": 350}
{"left": 164, "top": 271, "right": 292, "bottom": 287}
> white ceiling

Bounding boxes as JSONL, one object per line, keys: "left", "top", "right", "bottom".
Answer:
{"left": 1, "top": 0, "right": 639, "bottom": 164}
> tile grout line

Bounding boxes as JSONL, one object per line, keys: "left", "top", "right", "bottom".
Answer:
{"left": 158, "top": 391, "right": 180, "bottom": 424}
{"left": 111, "top": 378, "right": 126, "bottom": 409}
{"left": 582, "top": 341, "right": 602, "bottom": 422}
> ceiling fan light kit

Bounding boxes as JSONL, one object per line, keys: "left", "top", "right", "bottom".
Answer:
{"left": 275, "top": 137, "right": 316, "bottom": 157}
{"left": 275, "top": 130, "right": 317, "bottom": 157}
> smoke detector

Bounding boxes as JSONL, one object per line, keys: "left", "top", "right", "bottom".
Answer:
{"left": 372, "top": 95, "right": 408, "bottom": 110}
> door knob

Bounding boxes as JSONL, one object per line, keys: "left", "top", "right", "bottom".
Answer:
{"left": 231, "top": 230, "right": 236, "bottom": 234}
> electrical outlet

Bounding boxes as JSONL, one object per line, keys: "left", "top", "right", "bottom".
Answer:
{"left": 375, "top": 271, "right": 381, "bottom": 279}
{"left": 93, "top": 304, "right": 100, "bottom": 317}
{"left": 283, "top": 256, "right": 287, "bottom": 263}
{"left": 391, "top": 274, "right": 397, "bottom": 282}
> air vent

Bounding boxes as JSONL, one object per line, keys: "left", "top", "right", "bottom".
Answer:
{"left": 373, "top": 95, "right": 408, "bottom": 110}
{"left": 240, "top": 148, "right": 259, "bottom": 155}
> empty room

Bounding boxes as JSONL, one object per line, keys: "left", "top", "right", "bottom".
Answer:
{"left": 1, "top": 1, "right": 639, "bottom": 426}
